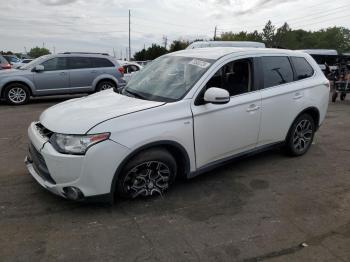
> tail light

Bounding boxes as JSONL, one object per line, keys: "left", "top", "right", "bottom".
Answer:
{"left": 117, "top": 67, "right": 124, "bottom": 75}
{"left": 2, "top": 63, "right": 11, "bottom": 69}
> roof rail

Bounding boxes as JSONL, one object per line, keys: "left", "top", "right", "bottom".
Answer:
{"left": 60, "top": 52, "right": 109, "bottom": 56}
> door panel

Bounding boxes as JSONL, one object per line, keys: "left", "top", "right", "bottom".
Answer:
{"left": 192, "top": 92, "right": 262, "bottom": 168}
{"left": 34, "top": 57, "right": 69, "bottom": 94}
{"left": 191, "top": 57, "right": 261, "bottom": 169}
{"left": 67, "top": 57, "right": 95, "bottom": 92}
{"left": 257, "top": 56, "right": 306, "bottom": 146}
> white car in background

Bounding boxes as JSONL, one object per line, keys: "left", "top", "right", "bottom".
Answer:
{"left": 25, "top": 47, "right": 329, "bottom": 203}
{"left": 13, "top": 59, "right": 34, "bottom": 69}
{"left": 118, "top": 60, "right": 142, "bottom": 82}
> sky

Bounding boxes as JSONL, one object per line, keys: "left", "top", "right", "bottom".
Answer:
{"left": 1, "top": 0, "right": 349, "bottom": 58}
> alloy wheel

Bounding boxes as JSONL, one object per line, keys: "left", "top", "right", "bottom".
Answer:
{"left": 100, "top": 83, "right": 114, "bottom": 90}
{"left": 292, "top": 119, "right": 313, "bottom": 152}
{"left": 123, "top": 161, "right": 171, "bottom": 198}
{"left": 8, "top": 87, "right": 27, "bottom": 103}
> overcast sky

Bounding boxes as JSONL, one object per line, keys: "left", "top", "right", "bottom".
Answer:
{"left": 1, "top": 0, "right": 349, "bottom": 58}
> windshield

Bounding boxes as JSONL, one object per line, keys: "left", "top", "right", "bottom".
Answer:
{"left": 123, "top": 55, "right": 214, "bottom": 102}
{"left": 20, "top": 55, "right": 50, "bottom": 70}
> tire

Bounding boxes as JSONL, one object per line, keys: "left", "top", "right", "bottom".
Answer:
{"left": 4, "top": 83, "right": 30, "bottom": 105}
{"left": 96, "top": 80, "right": 116, "bottom": 92}
{"left": 331, "top": 92, "right": 337, "bottom": 102}
{"left": 340, "top": 93, "right": 346, "bottom": 101}
{"left": 117, "top": 148, "right": 177, "bottom": 199}
{"left": 285, "top": 114, "right": 315, "bottom": 157}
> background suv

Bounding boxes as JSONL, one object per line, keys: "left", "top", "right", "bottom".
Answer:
{"left": 0, "top": 52, "right": 126, "bottom": 105}
{"left": 25, "top": 47, "right": 330, "bottom": 202}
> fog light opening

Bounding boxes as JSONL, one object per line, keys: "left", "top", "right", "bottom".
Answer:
{"left": 63, "top": 187, "right": 84, "bottom": 201}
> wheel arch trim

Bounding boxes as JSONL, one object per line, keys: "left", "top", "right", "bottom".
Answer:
{"left": 286, "top": 106, "right": 320, "bottom": 141}
{"left": 92, "top": 75, "right": 119, "bottom": 91}
{"left": 110, "top": 140, "right": 191, "bottom": 199}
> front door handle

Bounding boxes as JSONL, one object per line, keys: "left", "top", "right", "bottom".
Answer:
{"left": 246, "top": 104, "right": 260, "bottom": 112}
{"left": 59, "top": 72, "right": 67, "bottom": 75}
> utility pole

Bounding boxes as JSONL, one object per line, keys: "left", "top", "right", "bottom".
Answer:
{"left": 162, "top": 36, "right": 168, "bottom": 49}
{"left": 53, "top": 46, "right": 56, "bottom": 54}
{"left": 213, "top": 26, "right": 217, "bottom": 41}
{"left": 128, "top": 9, "right": 131, "bottom": 61}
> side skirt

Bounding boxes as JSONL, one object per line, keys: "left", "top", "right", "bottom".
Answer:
{"left": 189, "top": 141, "right": 285, "bottom": 179}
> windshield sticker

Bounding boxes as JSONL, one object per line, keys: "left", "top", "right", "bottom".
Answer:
{"left": 189, "top": 59, "right": 210, "bottom": 69}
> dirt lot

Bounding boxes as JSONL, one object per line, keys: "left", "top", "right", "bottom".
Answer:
{"left": 0, "top": 96, "right": 349, "bottom": 262}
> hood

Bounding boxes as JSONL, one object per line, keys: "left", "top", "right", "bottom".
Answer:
{"left": 40, "top": 90, "right": 165, "bottom": 134}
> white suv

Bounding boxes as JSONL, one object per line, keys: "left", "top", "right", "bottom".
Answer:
{"left": 25, "top": 47, "right": 330, "bottom": 202}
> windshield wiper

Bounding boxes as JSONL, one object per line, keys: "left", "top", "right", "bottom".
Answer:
{"left": 124, "top": 89, "right": 148, "bottom": 100}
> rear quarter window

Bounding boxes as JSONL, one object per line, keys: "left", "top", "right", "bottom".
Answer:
{"left": 91, "top": 58, "right": 114, "bottom": 68}
{"left": 262, "top": 56, "right": 294, "bottom": 89}
{"left": 291, "top": 57, "right": 314, "bottom": 80}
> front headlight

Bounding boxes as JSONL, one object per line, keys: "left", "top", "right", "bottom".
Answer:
{"left": 50, "top": 133, "right": 110, "bottom": 155}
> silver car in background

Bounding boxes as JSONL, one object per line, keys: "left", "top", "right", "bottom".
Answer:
{"left": 0, "top": 52, "right": 126, "bottom": 105}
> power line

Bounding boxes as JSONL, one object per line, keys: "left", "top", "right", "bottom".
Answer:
{"left": 218, "top": 2, "right": 350, "bottom": 31}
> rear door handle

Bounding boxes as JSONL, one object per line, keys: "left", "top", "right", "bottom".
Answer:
{"left": 59, "top": 72, "right": 67, "bottom": 75}
{"left": 246, "top": 104, "right": 260, "bottom": 112}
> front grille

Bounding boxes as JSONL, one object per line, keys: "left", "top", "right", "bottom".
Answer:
{"left": 35, "top": 122, "right": 54, "bottom": 139}
{"left": 28, "top": 144, "right": 56, "bottom": 184}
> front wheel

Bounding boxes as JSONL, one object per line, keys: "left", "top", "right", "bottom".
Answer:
{"left": 4, "top": 83, "right": 30, "bottom": 105}
{"left": 117, "top": 148, "right": 177, "bottom": 199}
{"left": 285, "top": 114, "right": 315, "bottom": 156}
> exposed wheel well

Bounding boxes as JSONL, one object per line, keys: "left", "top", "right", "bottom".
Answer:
{"left": 1, "top": 81, "right": 32, "bottom": 98}
{"left": 110, "top": 141, "right": 191, "bottom": 200}
{"left": 299, "top": 107, "right": 320, "bottom": 129}
{"left": 95, "top": 78, "right": 117, "bottom": 91}
{"left": 286, "top": 107, "right": 320, "bottom": 141}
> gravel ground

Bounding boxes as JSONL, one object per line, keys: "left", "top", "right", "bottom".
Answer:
{"left": 0, "top": 95, "right": 349, "bottom": 262}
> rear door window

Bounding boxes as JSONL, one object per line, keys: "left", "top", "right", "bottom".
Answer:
{"left": 67, "top": 57, "right": 92, "bottom": 69}
{"left": 261, "top": 56, "right": 294, "bottom": 88}
{"left": 291, "top": 57, "right": 314, "bottom": 80}
{"left": 91, "top": 57, "right": 114, "bottom": 68}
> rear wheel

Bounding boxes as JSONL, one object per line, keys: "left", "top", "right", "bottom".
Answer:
{"left": 4, "top": 83, "right": 30, "bottom": 105}
{"left": 340, "top": 93, "right": 346, "bottom": 101}
{"left": 285, "top": 114, "right": 315, "bottom": 156}
{"left": 331, "top": 92, "right": 338, "bottom": 102}
{"left": 117, "top": 148, "right": 177, "bottom": 199}
{"left": 96, "top": 80, "right": 116, "bottom": 92}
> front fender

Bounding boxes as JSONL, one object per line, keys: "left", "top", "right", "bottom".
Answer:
{"left": 0, "top": 76, "right": 36, "bottom": 95}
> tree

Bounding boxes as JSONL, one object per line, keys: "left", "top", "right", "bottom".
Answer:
{"left": 274, "top": 22, "right": 291, "bottom": 48}
{"left": 134, "top": 44, "right": 167, "bottom": 61}
{"left": 28, "top": 47, "right": 50, "bottom": 58}
{"left": 169, "top": 40, "right": 189, "bottom": 52}
{"left": 262, "top": 20, "right": 275, "bottom": 47}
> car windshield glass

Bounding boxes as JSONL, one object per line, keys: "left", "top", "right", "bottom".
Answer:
{"left": 19, "top": 56, "right": 50, "bottom": 70}
{"left": 123, "top": 56, "right": 214, "bottom": 102}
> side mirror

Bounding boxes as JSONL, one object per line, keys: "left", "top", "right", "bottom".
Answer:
{"left": 34, "top": 65, "right": 44, "bottom": 72}
{"left": 204, "top": 87, "right": 230, "bottom": 104}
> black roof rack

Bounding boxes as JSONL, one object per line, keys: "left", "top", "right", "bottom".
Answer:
{"left": 60, "top": 52, "right": 109, "bottom": 56}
